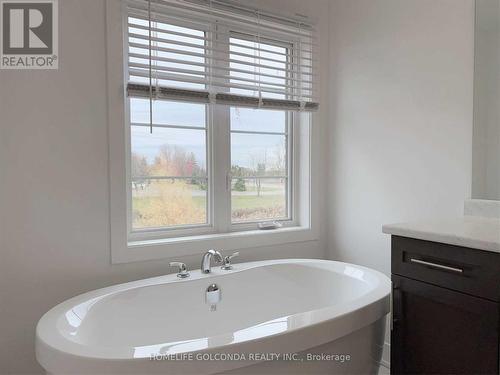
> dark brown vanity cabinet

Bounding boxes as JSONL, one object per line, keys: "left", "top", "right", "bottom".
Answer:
{"left": 390, "top": 236, "right": 500, "bottom": 375}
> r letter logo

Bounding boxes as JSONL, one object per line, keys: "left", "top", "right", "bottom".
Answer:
{"left": 1, "top": 0, "right": 58, "bottom": 69}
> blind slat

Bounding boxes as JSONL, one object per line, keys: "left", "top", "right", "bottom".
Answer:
{"left": 129, "top": 62, "right": 307, "bottom": 91}
{"left": 129, "top": 69, "right": 315, "bottom": 98}
{"left": 129, "top": 32, "right": 314, "bottom": 69}
{"left": 129, "top": 42, "right": 314, "bottom": 76}
{"left": 128, "top": 52, "right": 314, "bottom": 84}
{"left": 128, "top": 20, "right": 316, "bottom": 60}
{"left": 128, "top": 0, "right": 315, "bottom": 38}
{"left": 128, "top": 10, "right": 317, "bottom": 48}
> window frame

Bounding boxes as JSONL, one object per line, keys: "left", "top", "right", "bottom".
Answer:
{"left": 226, "top": 31, "right": 297, "bottom": 229}
{"left": 228, "top": 111, "right": 296, "bottom": 229}
{"left": 107, "top": 0, "right": 318, "bottom": 264}
{"left": 127, "top": 101, "right": 215, "bottom": 241}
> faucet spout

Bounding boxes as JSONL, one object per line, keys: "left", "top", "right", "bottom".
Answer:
{"left": 201, "top": 249, "right": 223, "bottom": 273}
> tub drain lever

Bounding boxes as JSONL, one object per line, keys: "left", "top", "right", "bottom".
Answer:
{"left": 206, "top": 284, "right": 221, "bottom": 311}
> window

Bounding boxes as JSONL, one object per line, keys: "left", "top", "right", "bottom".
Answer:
{"left": 129, "top": 100, "right": 292, "bottom": 233}
{"left": 107, "top": 0, "right": 318, "bottom": 262}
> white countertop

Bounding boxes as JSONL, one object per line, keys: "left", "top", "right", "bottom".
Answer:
{"left": 383, "top": 216, "right": 500, "bottom": 253}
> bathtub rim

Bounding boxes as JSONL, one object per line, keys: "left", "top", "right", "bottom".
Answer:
{"left": 36, "top": 259, "right": 390, "bottom": 364}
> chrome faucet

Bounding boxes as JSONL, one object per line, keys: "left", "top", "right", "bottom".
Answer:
{"left": 201, "top": 249, "right": 223, "bottom": 273}
{"left": 169, "top": 262, "right": 190, "bottom": 278}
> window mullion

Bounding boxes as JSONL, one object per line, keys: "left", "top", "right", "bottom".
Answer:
{"left": 211, "top": 105, "right": 230, "bottom": 233}
{"left": 211, "top": 24, "right": 232, "bottom": 233}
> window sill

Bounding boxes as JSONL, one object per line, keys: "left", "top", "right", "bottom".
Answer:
{"left": 112, "top": 226, "right": 318, "bottom": 264}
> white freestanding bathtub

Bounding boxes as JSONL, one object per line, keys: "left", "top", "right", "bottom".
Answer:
{"left": 36, "top": 259, "right": 390, "bottom": 374}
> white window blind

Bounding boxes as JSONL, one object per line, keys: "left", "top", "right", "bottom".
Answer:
{"left": 126, "top": 0, "right": 319, "bottom": 112}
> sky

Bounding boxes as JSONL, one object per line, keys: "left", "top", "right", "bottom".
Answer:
{"left": 130, "top": 99, "right": 287, "bottom": 171}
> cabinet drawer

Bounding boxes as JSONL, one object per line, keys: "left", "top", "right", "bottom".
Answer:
{"left": 391, "top": 236, "right": 500, "bottom": 301}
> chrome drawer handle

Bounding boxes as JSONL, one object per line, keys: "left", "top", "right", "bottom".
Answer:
{"left": 410, "top": 258, "right": 463, "bottom": 273}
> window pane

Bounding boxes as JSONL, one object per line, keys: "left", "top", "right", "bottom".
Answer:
{"left": 231, "top": 178, "right": 287, "bottom": 222}
{"left": 131, "top": 126, "right": 206, "bottom": 177}
{"left": 230, "top": 107, "right": 290, "bottom": 224}
{"left": 130, "top": 99, "right": 206, "bottom": 127}
{"left": 132, "top": 179, "right": 207, "bottom": 229}
{"left": 231, "top": 133, "right": 287, "bottom": 177}
{"left": 130, "top": 96, "right": 209, "bottom": 231}
{"left": 231, "top": 107, "right": 286, "bottom": 133}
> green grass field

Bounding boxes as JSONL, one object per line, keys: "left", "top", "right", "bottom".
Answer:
{"left": 133, "top": 194, "right": 284, "bottom": 211}
{"left": 132, "top": 181, "right": 286, "bottom": 227}
{"left": 231, "top": 195, "right": 283, "bottom": 210}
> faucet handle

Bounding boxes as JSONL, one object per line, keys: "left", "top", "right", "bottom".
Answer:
{"left": 221, "top": 252, "right": 240, "bottom": 270}
{"left": 169, "top": 262, "right": 190, "bottom": 278}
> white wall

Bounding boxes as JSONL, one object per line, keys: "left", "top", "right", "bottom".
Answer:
{"left": 327, "top": 0, "right": 474, "bottom": 275}
{"left": 0, "top": 1, "right": 329, "bottom": 373}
